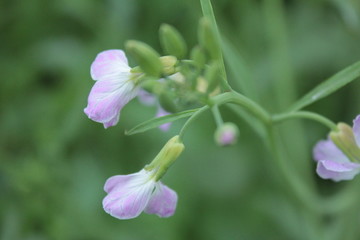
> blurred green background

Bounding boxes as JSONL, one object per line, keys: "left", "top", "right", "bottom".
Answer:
{"left": 1, "top": 0, "right": 360, "bottom": 239}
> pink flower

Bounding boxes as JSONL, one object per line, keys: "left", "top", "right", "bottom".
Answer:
{"left": 102, "top": 169, "right": 178, "bottom": 219}
{"left": 214, "top": 123, "right": 239, "bottom": 146}
{"left": 313, "top": 115, "right": 360, "bottom": 181}
{"left": 84, "top": 50, "right": 139, "bottom": 128}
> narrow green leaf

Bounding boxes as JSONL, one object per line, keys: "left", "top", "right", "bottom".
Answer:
{"left": 199, "top": 0, "right": 229, "bottom": 90}
{"left": 125, "top": 109, "right": 199, "bottom": 135}
{"left": 289, "top": 61, "right": 360, "bottom": 112}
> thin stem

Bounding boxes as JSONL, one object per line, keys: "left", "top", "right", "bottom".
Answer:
{"left": 211, "top": 105, "right": 223, "bottom": 127}
{"left": 273, "top": 111, "right": 337, "bottom": 131}
{"left": 200, "top": 0, "right": 230, "bottom": 91}
{"left": 266, "top": 125, "right": 320, "bottom": 212}
{"left": 179, "top": 91, "right": 270, "bottom": 140}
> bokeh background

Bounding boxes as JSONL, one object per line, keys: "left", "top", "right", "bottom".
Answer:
{"left": 1, "top": 0, "right": 360, "bottom": 239}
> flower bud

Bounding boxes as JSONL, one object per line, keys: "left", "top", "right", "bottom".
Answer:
{"left": 159, "top": 91, "right": 178, "bottom": 113}
{"left": 198, "top": 17, "right": 221, "bottom": 60}
{"left": 125, "top": 40, "right": 162, "bottom": 77}
{"left": 190, "top": 45, "right": 206, "bottom": 69}
{"left": 330, "top": 123, "right": 360, "bottom": 162}
{"left": 160, "top": 56, "right": 177, "bottom": 75}
{"left": 145, "top": 136, "right": 185, "bottom": 181}
{"left": 159, "top": 24, "right": 187, "bottom": 59}
{"left": 205, "top": 61, "right": 221, "bottom": 94}
{"left": 214, "top": 122, "right": 239, "bottom": 146}
{"left": 196, "top": 76, "right": 220, "bottom": 96}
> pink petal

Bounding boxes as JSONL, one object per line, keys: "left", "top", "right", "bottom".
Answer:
{"left": 91, "top": 50, "right": 129, "bottom": 81}
{"left": 103, "top": 181, "right": 155, "bottom": 219}
{"left": 102, "top": 170, "right": 156, "bottom": 220}
{"left": 144, "top": 182, "right": 178, "bottom": 218}
{"left": 316, "top": 160, "right": 360, "bottom": 182}
{"left": 156, "top": 106, "right": 171, "bottom": 131}
{"left": 104, "top": 172, "right": 140, "bottom": 193}
{"left": 84, "top": 76, "right": 139, "bottom": 128}
{"left": 137, "top": 89, "right": 157, "bottom": 106}
{"left": 353, "top": 115, "right": 360, "bottom": 147}
{"left": 313, "top": 139, "right": 348, "bottom": 163}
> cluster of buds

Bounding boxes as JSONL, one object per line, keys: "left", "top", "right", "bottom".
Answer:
{"left": 84, "top": 18, "right": 241, "bottom": 220}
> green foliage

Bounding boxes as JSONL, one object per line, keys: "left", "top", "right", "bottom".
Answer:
{"left": 289, "top": 61, "right": 360, "bottom": 112}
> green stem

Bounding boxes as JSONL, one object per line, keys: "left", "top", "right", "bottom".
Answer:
{"left": 200, "top": 0, "right": 231, "bottom": 91}
{"left": 266, "top": 125, "right": 320, "bottom": 212}
{"left": 273, "top": 111, "right": 338, "bottom": 131}
{"left": 211, "top": 105, "right": 223, "bottom": 127}
{"left": 179, "top": 91, "right": 270, "bottom": 140}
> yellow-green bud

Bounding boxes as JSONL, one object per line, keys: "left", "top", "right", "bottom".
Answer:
{"left": 160, "top": 56, "right": 177, "bottom": 75}
{"left": 125, "top": 40, "right": 162, "bottom": 77}
{"left": 196, "top": 77, "right": 220, "bottom": 96}
{"left": 330, "top": 123, "right": 360, "bottom": 162}
{"left": 190, "top": 46, "right": 206, "bottom": 69}
{"left": 159, "top": 24, "right": 187, "bottom": 59}
{"left": 205, "top": 61, "right": 221, "bottom": 93}
{"left": 198, "top": 17, "right": 221, "bottom": 60}
{"left": 145, "top": 136, "right": 185, "bottom": 181}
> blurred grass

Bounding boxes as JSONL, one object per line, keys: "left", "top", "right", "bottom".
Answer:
{"left": 1, "top": 0, "right": 360, "bottom": 239}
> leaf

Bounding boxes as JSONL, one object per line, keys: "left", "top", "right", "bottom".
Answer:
{"left": 288, "top": 61, "right": 360, "bottom": 112}
{"left": 125, "top": 108, "right": 199, "bottom": 135}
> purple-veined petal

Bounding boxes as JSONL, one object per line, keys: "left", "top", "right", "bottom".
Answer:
{"left": 353, "top": 115, "right": 360, "bottom": 147}
{"left": 103, "top": 181, "right": 155, "bottom": 219}
{"left": 104, "top": 172, "right": 142, "bottom": 193}
{"left": 84, "top": 75, "right": 139, "bottom": 128}
{"left": 313, "top": 139, "right": 348, "bottom": 163}
{"left": 156, "top": 106, "right": 171, "bottom": 131}
{"left": 91, "top": 50, "right": 129, "bottom": 81}
{"left": 144, "top": 182, "right": 178, "bottom": 218}
{"left": 102, "top": 170, "right": 157, "bottom": 219}
{"left": 316, "top": 160, "right": 360, "bottom": 181}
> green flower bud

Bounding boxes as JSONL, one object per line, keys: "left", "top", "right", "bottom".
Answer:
{"left": 140, "top": 78, "right": 164, "bottom": 94}
{"left": 159, "top": 24, "right": 187, "bottom": 59}
{"left": 125, "top": 40, "right": 162, "bottom": 77}
{"left": 214, "top": 122, "right": 239, "bottom": 146}
{"left": 330, "top": 123, "right": 360, "bottom": 162}
{"left": 198, "top": 17, "right": 221, "bottom": 60}
{"left": 145, "top": 135, "right": 185, "bottom": 181}
{"left": 190, "top": 45, "right": 206, "bottom": 69}
{"left": 160, "top": 56, "right": 177, "bottom": 76}
{"left": 159, "top": 91, "right": 178, "bottom": 113}
{"left": 205, "top": 61, "right": 221, "bottom": 94}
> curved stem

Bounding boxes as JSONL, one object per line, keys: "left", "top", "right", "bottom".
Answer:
{"left": 211, "top": 91, "right": 271, "bottom": 124}
{"left": 211, "top": 104, "right": 223, "bottom": 127}
{"left": 273, "top": 111, "right": 337, "bottom": 131}
{"left": 179, "top": 91, "right": 270, "bottom": 140}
